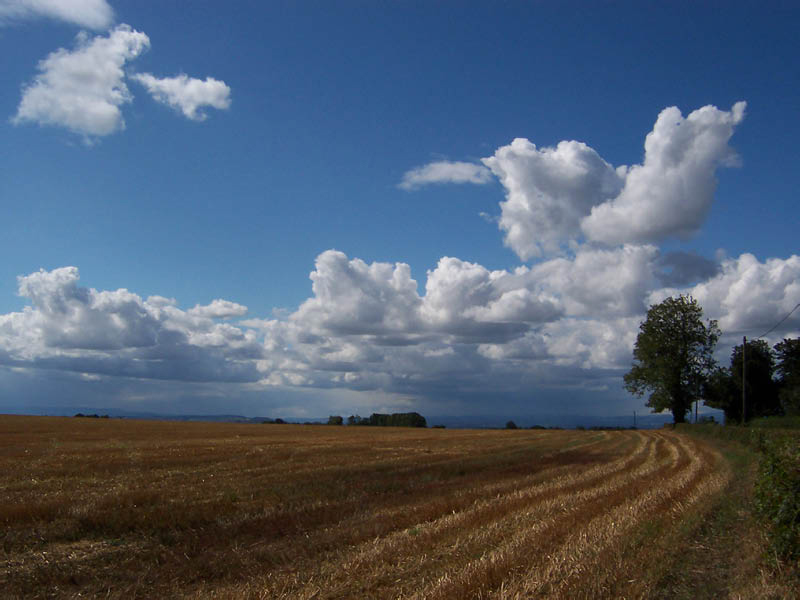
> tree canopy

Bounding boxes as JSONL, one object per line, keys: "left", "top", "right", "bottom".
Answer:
{"left": 775, "top": 337, "right": 800, "bottom": 415}
{"left": 346, "top": 412, "right": 427, "bottom": 427}
{"left": 704, "top": 339, "right": 780, "bottom": 422}
{"left": 624, "top": 295, "right": 719, "bottom": 423}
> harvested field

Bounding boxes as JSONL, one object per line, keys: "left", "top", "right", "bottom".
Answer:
{"left": 1, "top": 415, "right": 730, "bottom": 598}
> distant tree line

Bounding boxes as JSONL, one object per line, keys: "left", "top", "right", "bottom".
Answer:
{"left": 261, "top": 413, "right": 428, "bottom": 427}
{"left": 336, "top": 412, "right": 427, "bottom": 427}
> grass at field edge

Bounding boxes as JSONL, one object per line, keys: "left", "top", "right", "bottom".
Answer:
{"left": 659, "top": 426, "right": 799, "bottom": 598}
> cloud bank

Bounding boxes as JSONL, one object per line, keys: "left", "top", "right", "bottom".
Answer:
{"left": 2, "top": 248, "right": 797, "bottom": 415}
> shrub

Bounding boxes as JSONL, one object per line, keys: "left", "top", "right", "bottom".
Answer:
{"left": 754, "top": 439, "right": 800, "bottom": 563}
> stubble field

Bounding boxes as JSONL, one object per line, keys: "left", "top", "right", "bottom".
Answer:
{"left": 1, "top": 415, "right": 732, "bottom": 598}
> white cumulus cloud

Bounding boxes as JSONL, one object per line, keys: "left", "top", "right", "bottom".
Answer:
{"left": 467, "top": 103, "right": 746, "bottom": 260}
{"left": 12, "top": 24, "right": 150, "bottom": 138}
{"left": 1, "top": 248, "right": 796, "bottom": 417}
{"left": 483, "top": 139, "right": 625, "bottom": 259}
{"left": 0, "top": 0, "right": 113, "bottom": 29}
{"left": 582, "top": 102, "right": 746, "bottom": 245}
{"left": 530, "top": 244, "right": 659, "bottom": 318}
{"left": 0, "top": 267, "right": 262, "bottom": 382}
{"left": 651, "top": 253, "right": 800, "bottom": 338}
{"left": 132, "top": 73, "right": 231, "bottom": 121}
{"left": 291, "top": 250, "right": 424, "bottom": 338}
{"left": 188, "top": 299, "right": 248, "bottom": 319}
{"left": 399, "top": 160, "right": 493, "bottom": 190}
{"left": 421, "top": 257, "right": 561, "bottom": 339}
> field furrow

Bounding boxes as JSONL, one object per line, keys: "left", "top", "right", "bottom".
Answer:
{"left": 0, "top": 416, "right": 732, "bottom": 599}
{"left": 252, "top": 432, "right": 651, "bottom": 599}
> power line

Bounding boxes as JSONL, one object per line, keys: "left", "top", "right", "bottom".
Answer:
{"left": 756, "top": 302, "right": 800, "bottom": 339}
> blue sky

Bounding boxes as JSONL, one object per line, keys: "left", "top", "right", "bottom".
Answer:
{"left": 1, "top": 1, "right": 798, "bottom": 420}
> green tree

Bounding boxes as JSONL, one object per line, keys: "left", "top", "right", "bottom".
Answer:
{"left": 703, "top": 366, "right": 740, "bottom": 422}
{"left": 704, "top": 340, "right": 780, "bottom": 422}
{"left": 732, "top": 340, "right": 780, "bottom": 419}
{"left": 624, "top": 295, "right": 719, "bottom": 423}
{"left": 327, "top": 415, "right": 343, "bottom": 425}
{"left": 775, "top": 337, "right": 800, "bottom": 415}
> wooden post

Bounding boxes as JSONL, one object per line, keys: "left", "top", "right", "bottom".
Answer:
{"left": 742, "top": 336, "right": 747, "bottom": 424}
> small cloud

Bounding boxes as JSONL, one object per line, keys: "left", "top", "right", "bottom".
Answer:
{"left": 12, "top": 24, "right": 150, "bottom": 139}
{"left": 132, "top": 73, "right": 231, "bottom": 121}
{"left": 0, "top": 0, "right": 113, "bottom": 30}
{"left": 399, "top": 160, "right": 493, "bottom": 190}
{"left": 188, "top": 299, "right": 247, "bottom": 319}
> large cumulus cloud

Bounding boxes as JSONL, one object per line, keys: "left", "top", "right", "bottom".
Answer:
{"left": 1, "top": 245, "right": 798, "bottom": 415}
{"left": 482, "top": 139, "right": 625, "bottom": 259}
{"left": 404, "top": 102, "right": 746, "bottom": 261}
{"left": 0, "top": 267, "right": 262, "bottom": 382}
{"left": 582, "top": 102, "right": 747, "bottom": 245}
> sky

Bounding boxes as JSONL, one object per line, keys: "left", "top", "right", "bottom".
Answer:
{"left": 1, "top": 0, "right": 798, "bottom": 420}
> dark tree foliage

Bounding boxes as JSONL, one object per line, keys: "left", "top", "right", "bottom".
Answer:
{"left": 346, "top": 412, "right": 427, "bottom": 427}
{"left": 366, "top": 412, "right": 427, "bottom": 427}
{"left": 775, "top": 337, "right": 800, "bottom": 415}
{"left": 704, "top": 340, "right": 780, "bottom": 422}
{"left": 505, "top": 420, "right": 518, "bottom": 430}
{"left": 732, "top": 340, "right": 781, "bottom": 419}
{"left": 327, "top": 415, "right": 344, "bottom": 425}
{"left": 703, "top": 366, "right": 740, "bottom": 423}
{"left": 624, "top": 295, "right": 719, "bottom": 423}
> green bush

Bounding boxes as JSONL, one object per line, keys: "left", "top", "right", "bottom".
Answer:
{"left": 754, "top": 440, "right": 800, "bottom": 563}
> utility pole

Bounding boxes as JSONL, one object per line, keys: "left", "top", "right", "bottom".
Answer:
{"left": 742, "top": 336, "right": 747, "bottom": 424}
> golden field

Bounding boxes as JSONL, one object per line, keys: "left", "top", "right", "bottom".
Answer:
{"left": 0, "top": 414, "right": 764, "bottom": 598}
